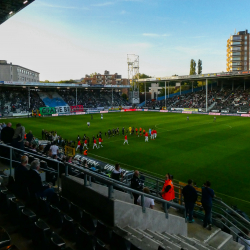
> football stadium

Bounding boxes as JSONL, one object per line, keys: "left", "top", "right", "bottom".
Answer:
{"left": 0, "top": 1, "right": 250, "bottom": 250}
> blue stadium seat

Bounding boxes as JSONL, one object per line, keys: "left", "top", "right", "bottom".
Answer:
{"left": 0, "top": 227, "right": 11, "bottom": 248}
{"left": 0, "top": 190, "right": 15, "bottom": 213}
{"left": 69, "top": 202, "right": 82, "bottom": 222}
{"left": 62, "top": 215, "right": 77, "bottom": 241}
{"left": 9, "top": 198, "right": 25, "bottom": 225}
{"left": 76, "top": 226, "right": 95, "bottom": 250}
{"left": 32, "top": 219, "right": 51, "bottom": 249}
{"left": 38, "top": 197, "right": 50, "bottom": 216}
{"left": 95, "top": 220, "right": 112, "bottom": 244}
{"left": 95, "top": 239, "right": 106, "bottom": 250}
{"left": 50, "top": 193, "right": 60, "bottom": 207}
{"left": 81, "top": 210, "right": 97, "bottom": 232}
{"left": 48, "top": 205, "right": 63, "bottom": 228}
{"left": 58, "top": 196, "right": 71, "bottom": 214}
{"left": 20, "top": 208, "right": 37, "bottom": 238}
{"left": 158, "top": 246, "right": 165, "bottom": 250}
{"left": 50, "top": 232, "right": 66, "bottom": 250}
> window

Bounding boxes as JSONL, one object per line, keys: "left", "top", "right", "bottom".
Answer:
{"left": 232, "top": 41, "right": 241, "bottom": 45}
{"left": 245, "top": 41, "right": 247, "bottom": 45}
{"left": 245, "top": 46, "right": 248, "bottom": 50}
{"left": 233, "top": 35, "right": 241, "bottom": 40}
{"left": 244, "top": 61, "right": 247, "bottom": 65}
{"left": 233, "top": 57, "right": 241, "bottom": 60}
{"left": 232, "top": 52, "right": 241, "bottom": 56}
{"left": 245, "top": 35, "right": 248, "bottom": 40}
{"left": 244, "top": 66, "right": 247, "bottom": 70}
{"left": 244, "top": 57, "right": 247, "bottom": 60}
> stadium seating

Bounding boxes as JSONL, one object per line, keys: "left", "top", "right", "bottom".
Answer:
{"left": 38, "top": 91, "right": 68, "bottom": 107}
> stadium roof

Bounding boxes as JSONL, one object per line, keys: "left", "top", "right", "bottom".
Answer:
{"left": 0, "top": 0, "right": 35, "bottom": 25}
{"left": 138, "top": 71, "right": 250, "bottom": 82}
{"left": 0, "top": 81, "right": 131, "bottom": 89}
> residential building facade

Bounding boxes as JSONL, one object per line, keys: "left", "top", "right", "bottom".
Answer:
{"left": 227, "top": 30, "right": 250, "bottom": 72}
{"left": 82, "top": 70, "right": 127, "bottom": 86}
{"left": 0, "top": 60, "right": 40, "bottom": 82}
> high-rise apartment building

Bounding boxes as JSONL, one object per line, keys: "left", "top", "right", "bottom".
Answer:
{"left": 227, "top": 30, "right": 250, "bottom": 72}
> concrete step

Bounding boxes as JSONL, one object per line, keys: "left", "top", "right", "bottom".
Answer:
{"left": 152, "top": 231, "right": 181, "bottom": 250}
{"left": 177, "top": 234, "right": 210, "bottom": 250}
{"left": 162, "top": 231, "right": 199, "bottom": 250}
{"left": 205, "top": 231, "right": 232, "bottom": 249}
{"left": 123, "top": 226, "right": 162, "bottom": 250}
{"left": 225, "top": 240, "right": 246, "bottom": 250}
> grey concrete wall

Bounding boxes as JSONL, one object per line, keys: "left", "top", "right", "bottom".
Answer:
{"left": 114, "top": 200, "right": 187, "bottom": 236}
{"left": 61, "top": 175, "right": 115, "bottom": 226}
{"left": 67, "top": 176, "right": 133, "bottom": 204}
{"left": 61, "top": 175, "right": 187, "bottom": 236}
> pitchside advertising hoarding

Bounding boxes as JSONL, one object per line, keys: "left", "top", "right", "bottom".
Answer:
{"left": 39, "top": 105, "right": 84, "bottom": 115}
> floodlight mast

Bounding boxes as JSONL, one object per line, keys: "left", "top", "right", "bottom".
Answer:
{"left": 127, "top": 54, "right": 139, "bottom": 91}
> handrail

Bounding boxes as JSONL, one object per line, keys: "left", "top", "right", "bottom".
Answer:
{"left": 64, "top": 162, "right": 186, "bottom": 219}
{"left": 1, "top": 142, "right": 250, "bottom": 230}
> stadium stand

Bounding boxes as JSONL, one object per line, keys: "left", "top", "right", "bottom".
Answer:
{"left": 0, "top": 127, "right": 249, "bottom": 249}
{"left": 38, "top": 91, "right": 68, "bottom": 108}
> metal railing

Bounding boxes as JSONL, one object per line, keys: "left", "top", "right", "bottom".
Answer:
{"left": 0, "top": 142, "right": 250, "bottom": 246}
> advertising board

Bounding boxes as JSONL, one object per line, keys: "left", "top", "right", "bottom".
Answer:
{"left": 55, "top": 106, "right": 70, "bottom": 114}
{"left": 39, "top": 107, "right": 56, "bottom": 115}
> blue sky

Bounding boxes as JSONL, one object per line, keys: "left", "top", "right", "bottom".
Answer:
{"left": 1, "top": 0, "right": 250, "bottom": 81}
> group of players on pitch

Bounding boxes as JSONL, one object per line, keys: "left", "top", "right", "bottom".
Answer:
{"left": 124, "top": 127, "right": 157, "bottom": 145}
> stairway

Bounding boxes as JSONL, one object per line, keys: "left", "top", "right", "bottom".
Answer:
{"left": 118, "top": 226, "right": 245, "bottom": 250}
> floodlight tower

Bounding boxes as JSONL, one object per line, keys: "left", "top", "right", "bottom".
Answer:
{"left": 127, "top": 54, "right": 140, "bottom": 104}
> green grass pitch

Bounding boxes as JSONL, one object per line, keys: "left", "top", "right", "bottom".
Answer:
{"left": 4, "top": 112, "right": 250, "bottom": 213}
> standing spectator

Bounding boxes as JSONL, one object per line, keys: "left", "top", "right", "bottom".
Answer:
{"left": 111, "top": 164, "right": 123, "bottom": 181}
{"left": 79, "top": 143, "right": 83, "bottom": 154}
{"left": 14, "top": 155, "right": 29, "bottom": 198}
{"left": 12, "top": 123, "right": 25, "bottom": 150}
{"left": 26, "top": 160, "right": 55, "bottom": 201}
{"left": 131, "top": 170, "right": 143, "bottom": 204}
{"left": 182, "top": 179, "right": 198, "bottom": 223}
{"left": 1, "top": 123, "right": 14, "bottom": 144}
{"left": 26, "top": 130, "right": 33, "bottom": 143}
{"left": 160, "top": 173, "right": 175, "bottom": 209}
{"left": 137, "top": 187, "right": 154, "bottom": 209}
{"left": 50, "top": 142, "right": 59, "bottom": 157}
{"left": 201, "top": 181, "right": 215, "bottom": 230}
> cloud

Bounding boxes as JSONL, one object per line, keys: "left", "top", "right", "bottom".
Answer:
{"left": 120, "top": 10, "right": 128, "bottom": 14}
{"left": 36, "top": 2, "right": 88, "bottom": 10}
{"left": 142, "top": 33, "right": 171, "bottom": 37}
{"left": 91, "top": 2, "right": 116, "bottom": 7}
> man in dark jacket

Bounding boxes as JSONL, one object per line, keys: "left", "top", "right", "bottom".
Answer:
{"left": 201, "top": 181, "right": 215, "bottom": 230}
{"left": 1, "top": 123, "right": 14, "bottom": 144}
{"left": 15, "top": 155, "right": 29, "bottom": 198}
{"left": 26, "top": 159, "right": 55, "bottom": 201}
{"left": 131, "top": 170, "right": 143, "bottom": 204}
{"left": 182, "top": 179, "right": 198, "bottom": 223}
{"left": 26, "top": 130, "right": 33, "bottom": 143}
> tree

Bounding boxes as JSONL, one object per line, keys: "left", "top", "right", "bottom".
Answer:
{"left": 198, "top": 59, "right": 202, "bottom": 74}
{"left": 122, "top": 93, "right": 128, "bottom": 100}
{"left": 90, "top": 72, "right": 98, "bottom": 77}
{"left": 189, "top": 59, "right": 196, "bottom": 75}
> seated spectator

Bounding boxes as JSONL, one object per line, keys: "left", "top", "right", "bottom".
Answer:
{"left": 137, "top": 187, "right": 154, "bottom": 209}
{"left": 26, "top": 130, "right": 33, "bottom": 143}
{"left": 26, "top": 160, "right": 55, "bottom": 201}
{"left": 182, "top": 179, "right": 198, "bottom": 223}
{"left": 238, "top": 228, "right": 250, "bottom": 250}
{"left": 111, "top": 163, "right": 123, "bottom": 181}
{"left": 50, "top": 141, "right": 58, "bottom": 157}
{"left": 14, "top": 155, "right": 29, "bottom": 198}
{"left": 1, "top": 123, "right": 14, "bottom": 144}
{"left": 37, "top": 145, "right": 44, "bottom": 153}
